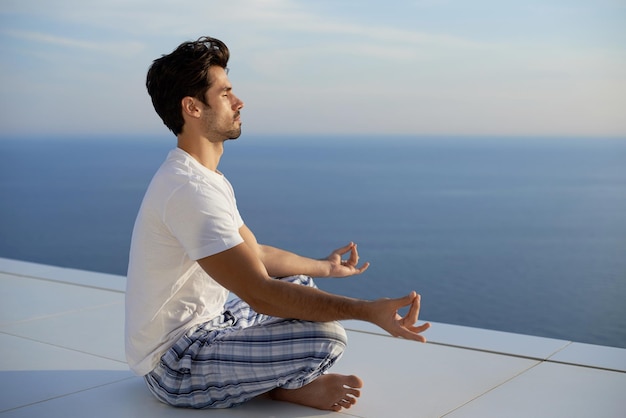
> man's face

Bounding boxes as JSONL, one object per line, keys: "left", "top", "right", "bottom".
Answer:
{"left": 201, "top": 66, "right": 244, "bottom": 141}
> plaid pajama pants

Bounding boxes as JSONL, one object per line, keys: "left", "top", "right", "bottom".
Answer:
{"left": 144, "top": 275, "right": 348, "bottom": 409}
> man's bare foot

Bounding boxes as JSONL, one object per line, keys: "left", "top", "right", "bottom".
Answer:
{"left": 269, "top": 374, "right": 363, "bottom": 411}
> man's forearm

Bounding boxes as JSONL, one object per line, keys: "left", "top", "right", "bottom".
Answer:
{"left": 249, "top": 275, "right": 372, "bottom": 322}
{"left": 239, "top": 224, "right": 330, "bottom": 278}
{"left": 259, "top": 244, "right": 331, "bottom": 278}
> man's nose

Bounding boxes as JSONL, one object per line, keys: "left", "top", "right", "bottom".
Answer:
{"left": 233, "top": 94, "right": 244, "bottom": 110}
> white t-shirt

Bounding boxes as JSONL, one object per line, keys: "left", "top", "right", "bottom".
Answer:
{"left": 125, "top": 148, "right": 244, "bottom": 376}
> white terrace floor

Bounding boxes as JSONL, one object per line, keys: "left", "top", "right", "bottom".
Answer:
{"left": 0, "top": 257, "right": 624, "bottom": 418}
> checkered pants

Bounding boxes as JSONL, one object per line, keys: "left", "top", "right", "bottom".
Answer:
{"left": 144, "top": 275, "right": 347, "bottom": 409}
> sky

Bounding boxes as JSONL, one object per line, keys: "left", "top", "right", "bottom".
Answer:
{"left": 0, "top": 0, "right": 625, "bottom": 139}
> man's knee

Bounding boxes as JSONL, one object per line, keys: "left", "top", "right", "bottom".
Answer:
{"left": 322, "top": 320, "right": 348, "bottom": 346}
{"left": 305, "top": 320, "right": 348, "bottom": 359}
{"left": 273, "top": 320, "right": 347, "bottom": 390}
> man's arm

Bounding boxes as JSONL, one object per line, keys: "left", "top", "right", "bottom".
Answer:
{"left": 239, "top": 224, "right": 370, "bottom": 278}
{"left": 196, "top": 240, "right": 430, "bottom": 342}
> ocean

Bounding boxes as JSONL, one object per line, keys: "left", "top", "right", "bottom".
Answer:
{"left": 1, "top": 135, "right": 625, "bottom": 348}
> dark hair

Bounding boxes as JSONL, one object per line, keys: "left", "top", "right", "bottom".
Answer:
{"left": 146, "top": 36, "right": 230, "bottom": 135}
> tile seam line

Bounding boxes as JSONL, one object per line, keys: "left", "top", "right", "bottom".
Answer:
{"left": 440, "top": 360, "right": 545, "bottom": 417}
{"left": 347, "top": 329, "right": 625, "bottom": 373}
{"left": 426, "top": 340, "right": 551, "bottom": 362}
{"left": 440, "top": 353, "right": 626, "bottom": 417}
{"left": 543, "top": 341, "right": 626, "bottom": 373}
{"left": 0, "top": 331, "right": 128, "bottom": 365}
{"left": 0, "top": 301, "right": 123, "bottom": 327}
{"left": 345, "top": 328, "right": 563, "bottom": 362}
{"left": 545, "top": 359, "right": 626, "bottom": 374}
{"left": 0, "top": 375, "right": 136, "bottom": 415}
{"left": 336, "top": 409, "right": 368, "bottom": 418}
{"left": 0, "top": 270, "right": 125, "bottom": 294}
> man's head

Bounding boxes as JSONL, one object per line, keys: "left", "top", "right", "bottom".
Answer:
{"left": 146, "top": 37, "right": 231, "bottom": 135}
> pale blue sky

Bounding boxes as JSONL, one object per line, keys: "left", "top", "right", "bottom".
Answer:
{"left": 1, "top": 0, "right": 624, "bottom": 138}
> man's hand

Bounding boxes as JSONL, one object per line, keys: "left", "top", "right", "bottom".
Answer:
{"left": 369, "top": 292, "right": 431, "bottom": 342}
{"left": 326, "top": 242, "right": 370, "bottom": 278}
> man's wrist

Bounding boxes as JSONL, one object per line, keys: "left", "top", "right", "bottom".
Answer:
{"left": 345, "top": 298, "right": 376, "bottom": 323}
{"left": 313, "top": 258, "right": 333, "bottom": 277}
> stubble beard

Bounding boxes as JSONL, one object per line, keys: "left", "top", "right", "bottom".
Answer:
{"left": 228, "top": 111, "right": 243, "bottom": 140}
{"left": 201, "top": 109, "right": 242, "bottom": 141}
{"left": 227, "top": 123, "right": 242, "bottom": 140}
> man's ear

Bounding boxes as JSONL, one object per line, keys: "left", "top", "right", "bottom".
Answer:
{"left": 181, "top": 97, "right": 201, "bottom": 118}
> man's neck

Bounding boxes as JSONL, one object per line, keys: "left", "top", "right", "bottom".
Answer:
{"left": 177, "top": 134, "right": 224, "bottom": 172}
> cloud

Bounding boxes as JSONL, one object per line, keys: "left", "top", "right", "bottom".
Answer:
{"left": 3, "top": 29, "right": 144, "bottom": 56}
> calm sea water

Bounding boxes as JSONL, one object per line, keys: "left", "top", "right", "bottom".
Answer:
{"left": 1, "top": 135, "right": 625, "bottom": 348}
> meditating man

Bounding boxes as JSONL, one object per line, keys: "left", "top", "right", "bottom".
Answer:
{"left": 125, "top": 36, "right": 430, "bottom": 412}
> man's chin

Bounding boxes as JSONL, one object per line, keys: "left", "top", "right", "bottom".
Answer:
{"left": 227, "top": 128, "right": 242, "bottom": 140}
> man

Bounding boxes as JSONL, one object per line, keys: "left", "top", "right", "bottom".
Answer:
{"left": 125, "top": 36, "right": 430, "bottom": 412}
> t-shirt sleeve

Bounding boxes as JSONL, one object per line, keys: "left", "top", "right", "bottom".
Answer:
{"left": 164, "top": 181, "right": 244, "bottom": 261}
